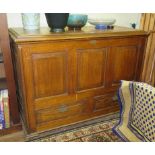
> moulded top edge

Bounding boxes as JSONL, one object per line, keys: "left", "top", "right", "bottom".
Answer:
{"left": 9, "top": 26, "right": 148, "bottom": 43}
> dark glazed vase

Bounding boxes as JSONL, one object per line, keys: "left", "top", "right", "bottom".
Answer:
{"left": 45, "top": 13, "right": 69, "bottom": 32}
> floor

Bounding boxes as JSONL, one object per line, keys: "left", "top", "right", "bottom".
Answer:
{"left": 34, "top": 118, "right": 121, "bottom": 142}
{"left": 0, "top": 113, "right": 119, "bottom": 142}
{"left": 0, "top": 131, "right": 25, "bottom": 142}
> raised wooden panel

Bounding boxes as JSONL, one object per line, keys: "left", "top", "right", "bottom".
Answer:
{"left": 107, "top": 46, "right": 139, "bottom": 86}
{"left": 76, "top": 48, "right": 107, "bottom": 91}
{"left": 32, "top": 51, "right": 68, "bottom": 98}
{"left": 36, "top": 100, "right": 87, "bottom": 124}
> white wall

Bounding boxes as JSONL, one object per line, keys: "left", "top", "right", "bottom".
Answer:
{"left": 7, "top": 13, "right": 141, "bottom": 28}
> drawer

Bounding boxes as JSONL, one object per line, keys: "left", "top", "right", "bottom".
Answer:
{"left": 36, "top": 100, "right": 87, "bottom": 124}
{"left": 93, "top": 92, "right": 119, "bottom": 112}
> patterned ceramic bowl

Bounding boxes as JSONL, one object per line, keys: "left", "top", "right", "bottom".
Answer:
{"left": 67, "top": 14, "right": 88, "bottom": 31}
{"left": 88, "top": 18, "right": 116, "bottom": 26}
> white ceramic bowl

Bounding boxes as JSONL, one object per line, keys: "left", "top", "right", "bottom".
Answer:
{"left": 88, "top": 18, "right": 116, "bottom": 26}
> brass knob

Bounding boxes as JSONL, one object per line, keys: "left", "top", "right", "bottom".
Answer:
{"left": 58, "top": 104, "right": 68, "bottom": 113}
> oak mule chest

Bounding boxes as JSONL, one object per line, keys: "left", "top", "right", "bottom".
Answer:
{"left": 9, "top": 26, "right": 147, "bottom": 137}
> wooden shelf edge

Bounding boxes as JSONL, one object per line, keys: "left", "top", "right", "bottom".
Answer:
{"left": 0, "top": 53, "right": 3, "bottom": 63}
{"left": 0, "top": 123, "right": 22, "bottom": 136}
{"left": 0, "top": 78, "right": 7, "bottom": 90}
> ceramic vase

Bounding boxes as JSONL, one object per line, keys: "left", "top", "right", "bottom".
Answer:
{"left": 45, "top": 13, "right": 69, "bottom": 32}
{"left": 21, "top": 13, "right": 40, "bottom": 30}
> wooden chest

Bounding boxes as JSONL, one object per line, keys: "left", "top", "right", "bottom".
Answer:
{"left": 9, "top": 26, "right": 147, "bottom": 136}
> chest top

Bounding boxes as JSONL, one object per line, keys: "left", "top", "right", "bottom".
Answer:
{"left": 9, "top": 26, "right": 148, "bottom": 44}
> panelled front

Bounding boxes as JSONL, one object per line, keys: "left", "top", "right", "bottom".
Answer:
{"left": 11, "top": 35, "right": 146, "bottom": 134}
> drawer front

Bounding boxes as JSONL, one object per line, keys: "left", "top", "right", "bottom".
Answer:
{"left": 93, "top": 92, "right": 119, "bottom": 112}
{"left": 36, "top": 100, "right": 87, "bottom": 124}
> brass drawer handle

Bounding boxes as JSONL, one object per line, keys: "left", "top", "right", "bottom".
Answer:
{"left": 58, "top": 104, "right": 68, "bottom": 113}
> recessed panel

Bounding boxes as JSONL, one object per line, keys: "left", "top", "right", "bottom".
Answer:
{"left": 77, "top": 48, "right": 107, "bottom": 91}
{"left": 108, "top": 46, "right": 138, "bottom": 86}
{"left": 32, "top": 52, "right": 68, "bottom": 98}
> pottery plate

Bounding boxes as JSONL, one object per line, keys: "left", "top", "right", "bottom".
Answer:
{"left": 88, "top": 18, "right": 116, "bottom": 26}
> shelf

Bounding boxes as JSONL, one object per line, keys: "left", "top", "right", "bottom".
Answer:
{"left": 0, "top": 53, "right": 3, "bottom": 63}
{"left": 0, "top": 78, "right": 7, "bottom": 90}
{"left": 0, "top": 14, "right": 21, "bottom": 137}
{"left": 0, "top": 123, "right": 22, "bottom": 136}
